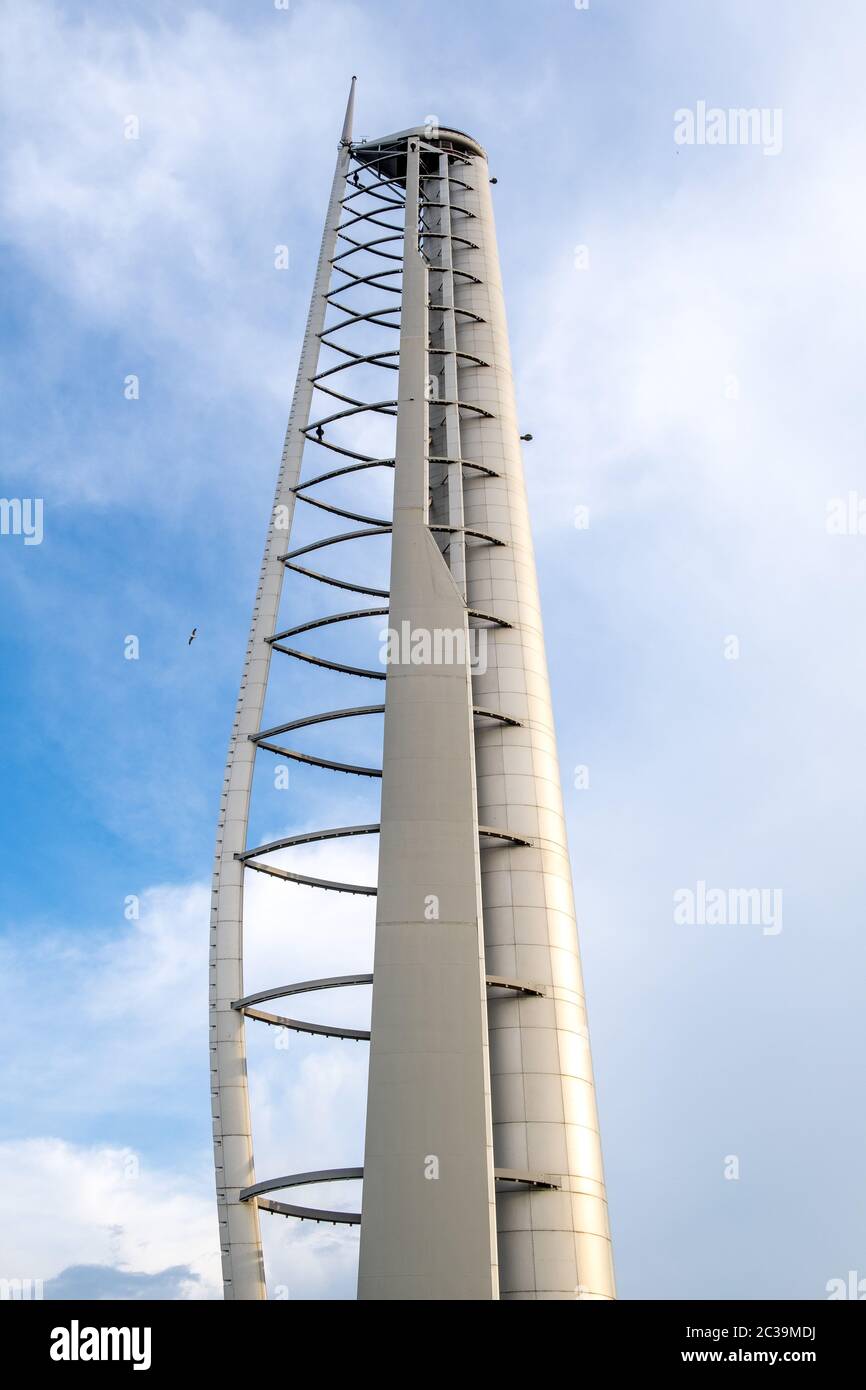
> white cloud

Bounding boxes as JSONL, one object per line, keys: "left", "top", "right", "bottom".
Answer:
{"left": 511, "top": 25, "right": 866, "bottom": 757}
{"left": 0, "top": 2, "right": 364, "bottom": 332}
{"left": 0, "top": 1137, "right": 221, "bottom": 1298}
{"left": 1, "top": 883, "right": 208, "bottom": 1124}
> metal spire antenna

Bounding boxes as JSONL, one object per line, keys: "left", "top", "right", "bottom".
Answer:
{"left": 210, "top": 84, "right": 616, "bottom": 1301}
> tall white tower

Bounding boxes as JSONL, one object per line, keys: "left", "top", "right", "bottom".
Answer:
{"left": 210, "top": 82, "right": 615, "bottom": 1301}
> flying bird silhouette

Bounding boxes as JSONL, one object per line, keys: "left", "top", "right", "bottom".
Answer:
{"left": 188, "top": 628, "right": 197, "bottom": 645}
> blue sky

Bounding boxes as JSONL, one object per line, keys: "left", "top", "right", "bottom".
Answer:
{"left": 1, "top": 0, "right": 865, "bottom": 1300}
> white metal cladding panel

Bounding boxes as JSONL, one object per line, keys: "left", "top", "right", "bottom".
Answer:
{"left": 357, "top": 136, "right": 499, "bottom": 1301}
{"left": 452, "top": 155, "right": 616, "bottom": 1300}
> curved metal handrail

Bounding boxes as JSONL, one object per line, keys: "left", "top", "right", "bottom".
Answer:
{"left": 241, "top": 1169, "right": 363, "bottom": 1203}
{"left": 240, "top": 1006, "right": 370, "bottom": 1042}
{"left": 240, "top": 825, "right": 380, "bottom": 859}
{"left": 313, "top": 380, "right": 398, "bottom": 413}
{"left": 250, "top": 1169, "right": 562, "bottom": 1200}
{"left": 420, "top": 231, "right": 480, "bottom": 251}
{"left": 342, "top": 178, "right": 405, "bottom": 205}
{"left": 422, "top": 201, "right": 477, "bottom": 220}
{"left": 254, "top": 740, "right": 381, "bottom": 779}
{"left": 293, "top": 492, "right": 392, "bottom": 527}
{"left": 427, "top": 305, "right": 487, "bottom": 324}
{"left": 234, "top": 973, "right": 542, "bottom": 1012}
{"left": 270, "top": 608, "right": 388, "bottom": 642}
{"left": 321, "top": 306, "right": 401, "bottom": 337}
{"left": 234, "top": 973, "right": 546, "bottom": 1047}
{"left": 244, "top": 1167, "right": 560, "bottom": 1227}
{"left": 429, "top": 524, "right": 504, "bottom": 546}
{"left": 478, "top": 826, "right": 533, "bottom": 847}
{"left": 428, "top": 347, "right": 491, "bottom": 368}
{"left": 238, "top": 824, "right": 529, "bottom": 896}
{"left": 425, "top": 397, "right": 494, "bottom": 420}
{"left": 472, "top": 706, "right": 523, "bottom": 728}
{"left": 304, "top": 401, "right": 399, "bottom": 432}
{"left": 493, "top": 1169, "right": 561, "bottom": 1191}
{"left": 339, "top": 209, "right": 404, "bottom": 234}
{"left": 253, "top": 706, "right": 385, "bottom": 741}
{"left": 300, "top": 434, "right": 395, "bottom": 465}
{"left": 312, "top": 352, "right": 400, "bottom": 385}
{"left": 342, "top": 185, "right": 405, "bottom": 210}
{"left": 240, "top": 859, "right": 377, "bottom": 896}
{"left": 344, "top": 167, "right": 407, "bottom": 193}
{"left": 283, "top": 559, "right": 390, "bottom": 599}
{"left": 435, "top": 267, "right": 483, "bottom": 288}
{"left": 267, "top": 610, "right": 508, "bottom": 672}
{"left": 428, "top": 453, "right": 500, "bottom": 478}
{"left": 467, "top": 609, "right": 512, "bottom": 629}
{"left": 242, "top": 824, "right": 529, "bottom": 861}
{"left": 270, "top": 644, "right": 385, "bottom": 681}
{"left": 333, "top": 233, "right": 404, "bottom": 265}
{"left": 252, "top": 704, "right": 516, "bottom": 743}
{"left": 485, "top": 976, "right": 547, "bottom": 998}
{"left": 281, "top": 526, "right": 391, "bottom": 563}
{"left": 291, "top": 459, "right": 395, "bottom": 492}
{"left": 234, "top": 975, "right": 374, "bottom": 1009}
{"left": 257, "top": 1197, "right": 360, "bottom": 1226}
{"left": 328, "top": 266, "right": 403, "bottom": 296}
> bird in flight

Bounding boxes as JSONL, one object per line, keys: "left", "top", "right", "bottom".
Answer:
{"left": 188, "top": 628, "right": 197, "bottom": 645}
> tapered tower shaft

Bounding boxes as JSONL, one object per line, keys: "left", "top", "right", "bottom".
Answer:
{"left": 352, "top": 121, "right": 615, "bottom": 1299}
{"left": 450, "top": 156, "right": 616, "bottom": 1302}
{"left": 357, "top": 135, "right": 498, "bottom": 1300}
{"left": 210, "top": 92, "right": 614, "bottom": 1301}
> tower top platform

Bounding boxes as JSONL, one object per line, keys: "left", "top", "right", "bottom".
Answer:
{"left": 351, "top": 126, "right": 487, "bottom": 183}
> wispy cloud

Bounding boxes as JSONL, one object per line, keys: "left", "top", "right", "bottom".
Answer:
{"left": 0, "top": 1137, "right": 221, "bottom": 1298}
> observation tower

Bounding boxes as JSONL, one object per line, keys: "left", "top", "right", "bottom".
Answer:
{"left": 210, "top": 80, "right": 615, "bottom": 1301}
